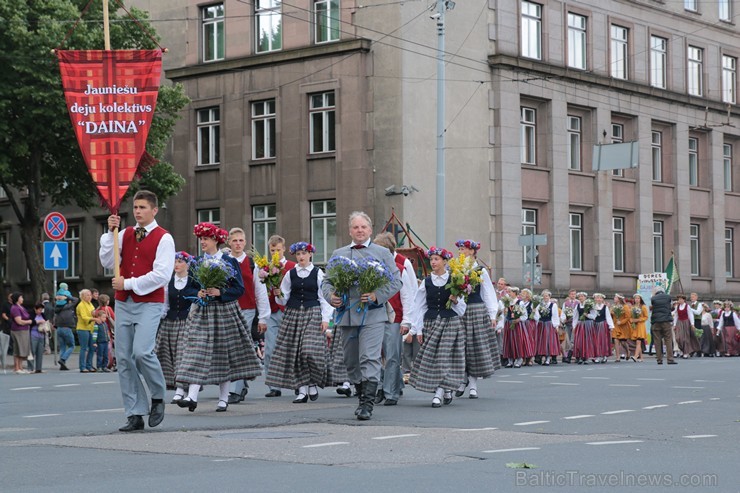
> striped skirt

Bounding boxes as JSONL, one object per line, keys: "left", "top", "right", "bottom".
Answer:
{"left": 461, "top": 303, "right": 500, "bottom": 377}
{"left": 534, "top": 321, "right": 561, "bottom": 357}
{"left": 593, "top": 321, "right": 612, "bottom": 357}
{"left": 324, "top": 327, "right": 349, "bottom": 386}
{"left": 264, "top": 305, "right": 327, "bottom": 390}
{"left": 502, "top": 320, "right": 535, "bottom": 359}
{"left": 155, "top": 317, "right": 188, "bottom": 390}
{"left": 175, "top": 300, "right": 261, "bottom": 386}
{"left": 674, "top": 319, "right": 700, "bottom": 355}
{"left": 572, "top": 320, "right": 596, "bottom": 359}
{"left": 718, "top": 325, "right": 740, "bottom": 356}
{"left": 409, "top": 316, "right": 466, "bottom": 393}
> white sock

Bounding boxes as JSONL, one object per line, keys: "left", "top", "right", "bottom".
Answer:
{"left": 469, "top": 376, "right": 478, "bottom": 391}
{"left": 297, "top": 385, "right": 308, "bottom": 396}
{"left": 434, "top": 387, "right": 444, "bottom": 399}
{"left": 515, "top": 358, "right": 523, "bottom": 366}
{"left": 187, "top": 384, "right": 200, "bottom": 402}
{"left": 342, "top": 381, "right": 350, "bottom": 389}
{"left": 219, "top": 382, "right": 230, "bottom": 402}
{"left": 174, "top": 388, "right": 185, "bottom": 398}
{"left": 308, "top": 385, "right": 318, "bottom": 396}
{"left": 545, "top": 356, "right": 551, "bottom": 364}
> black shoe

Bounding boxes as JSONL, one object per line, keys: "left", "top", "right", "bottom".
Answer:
{"left": 469, "top": 390, "right": 479, "bottom": 399}
{"left": 293, "top": 393, "right": 308, "bottom": 403}
{"left": 170, "top": 395, "right": 184, "bottom": 404}
{"left": 374, "top": 390, "right": 386, "bottom": 404}
{"left": 336, "top": 387, "right": 352, "bottom": 397}
{"left": 58, "top": 360, "right": 69, "bottom": 371}
{"left": 504, "top": 362, "right": 513, "bottom": 368}
{"left": 443, "top": 392, "right": 453, "bottom": 405}
{"left": 238, "top": 384, "right": 249, "bottom": 400}
{"left": 148, "top": 401, "right": 165, "bottom": 428}
{"left": 308, "top": 390, "right": 319, "bottom": 402}
{"left": 265, "top": 389, "right": 282, "bottom": 398}
{"left": 667, "top": 361, "right": 678, "bottom": 365}
{"left": 551, "top": 359, "right": 558, "bottom": 365}
{"left": 431, "top": 397, "right": 442, "bottom": 408}
{"left": 384, "top": 399, "right": 398, "bottom": 406}
{"left": 216, "top": 400, "right": 228, "bottom": 412}
{"left": 119, "top": 415, "right": 144, "bottom": 432}
{"left": 227, "top": 392, "right": 242, "bottom": 404}
{"left": 656, "top": 361, "right": 663, "bottom": 365}
{"left": 177, "top": 398, "right": 197, "bottom": 412}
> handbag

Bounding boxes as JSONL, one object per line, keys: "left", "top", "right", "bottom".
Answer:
{"left": 37, "top": 320, "right": 52, "bottom": 334}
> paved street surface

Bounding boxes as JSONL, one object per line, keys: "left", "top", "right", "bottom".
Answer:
{"left": 1, "top": 354, "right": 738, "bottom": 492}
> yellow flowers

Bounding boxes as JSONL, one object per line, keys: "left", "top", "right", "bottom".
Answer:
{"left": 444, "top": 253, "right": 482, "bottom": 308}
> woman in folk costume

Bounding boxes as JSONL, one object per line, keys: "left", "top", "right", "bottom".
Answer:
{"left": 572, "top": 292, "right": 595, "bottom": 364}
{"left": 533, "top": 290, "right": 560, "bottom": 366}
{"left": 716, "top": 301, "right": 740, "bottom": 356}
{"left": 156, "top": 251, "right": 199, "bottom": 401}
{"left": 409, "top": 247, "right": 467, "bottom": 408}
{"left": 453, "top": 239, "right": 500, "bottom": 399}
{"left": 175, "top": 223, "right": 261, "bottom": 412}
{"left": 590, "top": 293, "right": 614, "bottom": 363}
{"left": 672, "top": 294, "right": 701, "bottom": 358}
{"left": 698, "top": 303, "right": 717, "bottom": 358}
{"left": 629, "top": 294, "right": 648, "bottom": 362}
{"left": 502, "top": 287, "right": 534, "bottom": 368}
{"left": 519, "top": 289, "right": 538, "bottom": 366}
{"left": 710, "top": 300, "right": 723, "bottom": 357}
{"left": 610, "top": 294, "right": 631, "bottom": 362}
{"left": 265, "top": 242, "right": 333, "bottom": 403}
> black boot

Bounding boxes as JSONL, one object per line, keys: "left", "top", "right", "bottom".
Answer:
{"left": 354, "top": 381, "right": 364, "bottom": 416}
{"left": 357, "top": 381, "right": 377, "bottom": 421}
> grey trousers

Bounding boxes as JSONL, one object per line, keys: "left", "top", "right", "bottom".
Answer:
{"left": 379, "top": 322, "right": 403, "bottom": 399}
{"left": 341, "top": 321, "right": 384, "bottom": 384}
{"left": 231, "top": 308, "right": 257, "bottom": 395}
{"left": 263, "top": 310, "right": 283, "bottom": 391}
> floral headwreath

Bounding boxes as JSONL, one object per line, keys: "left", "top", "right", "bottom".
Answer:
{"left": 193, "top": 222, "right": 228, "bottom": 244}
{"left": 175, "top": 251, "right": 192, "bottom": 262}
{"left": 289, "top": 242, "right": 316, "bottom": 254}
{"left": 593, "top": 292, "right": 605, "bottom": 299}
{"left": 454, "top": 239, "right": 480, "bottom": 251}
{"left": 426, "top": 246, "right": 453, "bottom": 260}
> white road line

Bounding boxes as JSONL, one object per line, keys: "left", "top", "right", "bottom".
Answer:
{"left": 70, "top": 408, "right": 123, "bottom": 414}
{"left": 459, "top": 427, "right": 498, "bottom": 431}
{"left": 608, "top": 384, "right": 640, "bottom": 387}
{"left": 23, "top": 414, "right": 62, "bottom": 418}
{"left": 482, "top": 447, "right": 540, "bottom": 453}
{"left": 0, "top": 427, "right": 35, "bottom": 433}
{"left": 563, "top": 415, "right": 595, "bottom": 420}
{"left": 498, "top": 380, "right": 525, "bottom": 384}
{"left": 11, "top": 387, "right": 42, "bottom": 391}
{"left": 677, "top": 400, "right": 702, "bottom": 405}
{"left": 671, "top": 386, "right": 704, "bottom": 389}
{"left": 531, "top": 375, "right": 558, "bottom": 378}
{"left": 600, "top": 410, "right": 635, "bottom": 415}
{"left": 582, "top": 376, "right": 609, "bottom": 380}
{"left": 586, "top": 440, "right": 643, "bottom": 446}
{"left": 683, "top": 435, "right": 717, "bottom": 439}
{"left": 637, "top": 378, "right": 665, "bottom": 381}
{"left": 212, "top": 458, "right": 237, "bottom": 462}
{"left": 372, "top": 434, "right": 419, "bottom": 440}
{"left": 550, "top": 382, "right": 579, "bottom": 386}
{"left": 514, "top": 420, "right": 550, "bottom": 426}
{"left": 91, "top": 381, "right": 116, "bottom": 385}
{"left": 302, "top": 442, "right": 349, "bottom": 448}
{"left": 694, "top": 380, "right": 725, "bottom": 383}
{"left": 643, "top": 405, "right": 669, "bottom": 410}
{"left": 709, "top": 398, "right": 720, "bottom": 401}
{"left": 54, "top": 384, "right": 80, "bottom": 387}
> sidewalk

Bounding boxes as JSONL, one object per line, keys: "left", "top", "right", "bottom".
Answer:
{"left": 1, "top": 351, "right": 115, "bottom": 374}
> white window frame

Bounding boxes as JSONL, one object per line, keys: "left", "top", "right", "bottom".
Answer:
{"left": 567, "top": 115, "right": 581, "bottom": 171}
{"left": 521, "top": 107, "right": 536, "bottom": 165}
{"left": 719, "top": 0, "right": 731, "bottom": 21}
{"left": 252, "top": 205, "right": 277, "bottom": 255}
{"left": 64, "top": 224, "right": 81, "bottom": 280}
{"left": 724, "top": 143, "right": 733, "bottom": 192}
{"left": 197, "top": 209, "right": 221, "bottom": 225}
{"left": 688, "top": 137, "right": 699, "bottom": 187}
{"left": 722, "top": 55, "right": 736, "bottom": 104}
{"left": 726, "top": 227, "right": 734, "bottom": 277}
{"left": 611, "top": 123, "right": 624, "bottom": 177}
{"left": 650, "top": 35, "right": 667, "bottom": 89}
{"left": 202, "top": 4, "right": 225, "bottom": 62}
{"left": 567, "top": 13, "right": 586, "bottom": 70}
{"left": 522, "top": 208, "right": 538, "bottom": 264}
{"left": 613, "top": 216, "right": 625, "bottom": 273}
{"left": 653, "top": 220, "right": 664, "bottom": 273}
{"left": 309, "top": 91, "right": 336, "bottom": 154}
{"left": 256, "top": 0, "right": 283, "bottom": 54}
{"left": 315, "top": 0, "right": 340, "bottom": 43}
{"left": 569, "top": 213, "right": 582, "bottom": 271}
{"left": 521, "top": 1, "right": 542, "bottom": 60}
{"left": 685, "top": 0, "right": 698, "bottom": 12}
{"left": 690, "top": 223, "right": 700, "bottom": 276}
{"left": 610, "top": 25, "right": 628, "bottom": 80}
{"left": 197, "top": 107, "right": 220, "bottom": 166}
{"left": 688, "top": 46, "right": 703, "bottom": 97}
{"left": 252, "top": 99, "right": 276, "bottom": 160}
{"left": 652, "top": 130, "right": 662, "bottom": 182}
{"left": 310, "top": 200, "right": 336, "bottom": 264}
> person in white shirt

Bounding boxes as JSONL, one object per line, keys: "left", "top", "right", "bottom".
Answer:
{"left": 533, "top": 290, "right": 560, "bottom": 366}
{"left": 672, "top": 293, "right": 701, "bottom": 358}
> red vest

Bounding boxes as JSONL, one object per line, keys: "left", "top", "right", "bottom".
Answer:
{"left": 269, "top": 260, "right": 296, "bottom": 313}
{"left": 388, "top": 253, "right": 406, "bottom": 324}
{"left": 677, "top": 304, "right": 689, "bottom": 321}
{"left": 115, "top": 226, "right": 167, "bottom": 303}
{"left": 237, "top": 256, "right": 257, "bottom": 310}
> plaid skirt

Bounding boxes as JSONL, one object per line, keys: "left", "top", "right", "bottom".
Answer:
{"left": 155, "top": 317, "right": 188, "bottom": 390}
{"left": 175, "top": 300, "right": 261, "bottom": 385}
{"left": 534, "top": 321, "right": 561, "bottom": 357}
{"left": 572, "top": 320, "right": 595, "bottom": 359}
{"left": 409, "top": 316, "right": 466, "bottom": 393}
{"left": 324, "top": 327, "right": 349, "bottom": 385}
{"left": 462, "top": 303, "right": 499, "bottom": 377}
{"left": 674, "top": 319, "right": 701, "bottom": 355}
{"left": 264, "top": 306, "right": 327, "bottom": 390}
{"left": 502, "top": 320, "right": 535, "bottom": 359}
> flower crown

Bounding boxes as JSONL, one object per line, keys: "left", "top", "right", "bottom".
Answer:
{"left": 426, "top": 246, "right": 452, "bottom": 260}
{"left": 193, "top": 222, "right": 228, "bottom": 244}
{"left": 175, "top": 251, "right": 192, "bottom": 262}
{"left": 454, "top": 239, "right": 480, "bottom": 251}
{"left": 289, "top": 242, "right": 316, "bottom": 254}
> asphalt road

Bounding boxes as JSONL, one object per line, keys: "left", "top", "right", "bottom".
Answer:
{"left": 1, "top": 354, "right": 738, "bottom": 493}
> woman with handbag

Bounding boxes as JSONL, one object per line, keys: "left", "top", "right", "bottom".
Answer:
{"left": 29, "top": 303, "right": 49, "bottom": 373}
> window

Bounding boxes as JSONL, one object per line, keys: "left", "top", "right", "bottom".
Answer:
{"left": 202, "top": 4, "right": 225, "bottom": 62}
{"left": 310, "top": 200, "right": 336, "bottom": 264}
{"left": 653, "top": 220, "right": 664, "bottom": 273}
{"left": 256, "top": 0, "right": 282, "bottom": 53}
{"left": 688, "top": 137, "right": 698, "bottom": 186}
{"left": 685, "top": 0, "right": 697, "bottom": 11}
{"left": 315, "top": 0, "right": 340, "bottom": 43}
{"left": 197, "top": 209, "right": 220, "bottom": 225}
{"left": 610, "top": 25, "right": 628, "bottom": 80}
{"left": 252, "top": 204, "right": 277, "bottom": 255}
{"left": 569, "top": 213, "right": 582, "bottom": 271}
{"left": 687, "top": 46, "right": 703, "bottom": 96}
{"left": 651, "top": 131, "right": 662, "bottom": 182}
{"left": 724, "top": 144, "right": 733, "bottom": 192}
{"left": 0, "top": 231, "right": 7, "bottom": 282}
{"left": 522, "top": 208, "right": 538, "bottom": 264}
{"left": 521, "top": 107, "right": 536, "bottom": 165}
{"left": 567, "top": 13, "right": 586, "bottom": 70}
{"left": 690, "top": 224, "right": 700, "bottom": 276}
{"left": 719, "top": 0, "right": 731, "bottom": 21}
{"left": 611, "top": 123, "right": 624, "bottom": 177}
{"left": 567, "top": 116, "right": 581, "bottom": 171}
{"left": 726, "top": 227, "right": 734, "bottom": 277}
{"left": 252, "top": 100, "right": 276, "bottom": 160}
{"left": 650, "top": 35, "right": 667, "bottom": 89}
{"left": 64, "top": 224, "right": 80, "bottom": 279}
{"left": 521, "top": 1, "right": 542, "bottom": 60}
{"left": 722, "top": 55, "right": 736, "bottom": 104}
{"left": 197, "top": 107, "right": 220, "bottom": 166}
{"left": 309, "top": 91, "right": 336, "bottom": 153}
{"left": 613, "top": 217, "right": 625, "bottom": 272}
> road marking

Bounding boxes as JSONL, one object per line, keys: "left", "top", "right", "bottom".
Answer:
{"left": 302, "top": 442, "right": 349, "bottom": 448}
{"left": 0, "top": 428, "right": 35, "bottom": 433}
{"left": 671, "top": 386, "right": 704, "bottom": 389}
{"left": 11, "top": 387, "right": 42, "bottom": 391}
{"left": 694, "top": 380, "right": 725, "bottom": 383}
{"left": 677, "top": 400, "right": 702, "bottom": 405}
{"left": 23, "top": 414, "right": 62, "bottom": 418}
{"left": 91, "top": 381, "right": 116, "bottom": 385}
{"left": 482, "top": 447, "right": 540, "bottom": 454}
{"left": 372, "top": 434, "right": 419, "bottom": 440}
{"left": 709, "top": 398, "right": 720, "bottom": 401}
{"left": 550, "top": 382, "right": 579, "bottom": 386}
{"left": 582, "top": 376, "right": 609, "bottom": 380}
{"left": 514, "top": 420, "right": 550, "bottom": 426}
{"left": 601, "top": 410, "right": 635, "bottom": 415}
{"left": 563, "top": 415, "right": 595, "bottom": 420}
{"left": 212, "top": 459, "right": 237, "bottom": 462}
{"left": 637, "top": 378, "right": 665, "bottom": 381}
{"left": 70, "top": 408, "right": 123, "bottom": 414}
{"left": 643, "top": 405, "right": 669, "bottom": 410}
{"left": 609, "top": 384, "right": 640, "bottom": 387}
{"left": 586, "top": 440, "right": 643, "bottom": 446}
{"left": 54, "top": 384, "right": 80, "bottom": 388}
{"left": 531, "top": 375, "right": 558, "bottom": 378}
{"left": 683, "top": 435, "right": 717, "bottom": 439}
{"left": 459, "top": 427, "right": 498, "bottom": 431}
{"left": 498, "top": 380, "right": 525, "bottom": 384}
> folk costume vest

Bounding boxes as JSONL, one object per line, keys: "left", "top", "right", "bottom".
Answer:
{"left": 115, "top": 225, "right": 167, "bottom": 303}
{"left": 285, "top": 267, "right": 321, "bottom": 309}
{"left": 387, "top": 253, "right": 407, "bottom": 324}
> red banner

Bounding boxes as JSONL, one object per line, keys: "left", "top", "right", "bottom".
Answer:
{"left": 57, "top": 50, "right": 162, "bottom": 214}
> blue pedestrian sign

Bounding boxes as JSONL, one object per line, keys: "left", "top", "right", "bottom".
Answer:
{"left": 44, "top": 241, "right": 68, "bottom": 270}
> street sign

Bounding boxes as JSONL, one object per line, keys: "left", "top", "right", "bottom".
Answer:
{"left": 44, "top": 212, "right": 68, "bottom": 241}
{"left": 44, "top": 241, "right": 68, "bottom": 270}
{"left": 526, "top": 247, "right": 539, "bottom": 263}
{"left": 522, "top": 263, "right": 542, "bottom": 286}
{"left": 518, "top": 234, "right": 547, "bottom": 246}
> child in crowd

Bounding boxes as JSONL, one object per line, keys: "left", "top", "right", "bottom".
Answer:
{"left": 92, "top": 308, "right": 111, "bottom": 372}
{"left": 55, "top": 283, "right": 72, "bottom": 307}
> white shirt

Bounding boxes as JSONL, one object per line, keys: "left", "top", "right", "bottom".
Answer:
{"left": 410, "top": 272, "right": 466, "bottom": 336}
{"left": 716, "top": 310, "right": 740, "bottom": 330}
{"left": 475, "top": 263, "right": 499, "bottom": 320}
{"left": 277, "top": 263, "right": 334, "bottom": 323}
{"left": 533, "top": 300, "right": 560, "bottom": 327}
{"left": 233, "top": 252, "right": 271, "bottom": 324}
{"left": 99, "top": 219, "right": 175, "bottom": 297}
{"left": 161, "top": 273, "right": 190, "bottom": 318}
{"left": 397, "top": 261, "right": 418, "bottom": 327}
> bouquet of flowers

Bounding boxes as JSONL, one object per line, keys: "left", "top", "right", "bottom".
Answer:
{"left": 252, "top": 248, "right": 284, "bottom": 295}
{"left": 325, "top": 256, "right": 360, "bottom": 303}
{"left": 694, "top": 328, "right": 704, "bottom": 339}
{"left": 529, "top": 294, "right": 543, "bottom": 319}
{"left": 509, "top": 302, "right": 527, "bottom": 325}
{"left": 612, "top": 305, "right": 625, "bottom": 319}
{"left": 563, "top": 306, "right": 575, "bottom": 321}
{"left": 579, "top": 299, "right": 595, "bottom": 321}
{"left": 501, "top": 294, "right": 517, "bottom": 310}
{"left": 188, "top": 256, "right": 238, "bottom": 305}
{"left": 356, "top": 257, "right": 394, "bottom": 309}
{"left": 536, "top": 300, "right": 550, "bottom": 318}
{"left": 445, "top": 253, "right": 482, "bottom": 309}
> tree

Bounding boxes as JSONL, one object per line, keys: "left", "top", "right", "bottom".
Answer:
{"left": 0, "top": 0, "right": 188, "bottom": 301}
